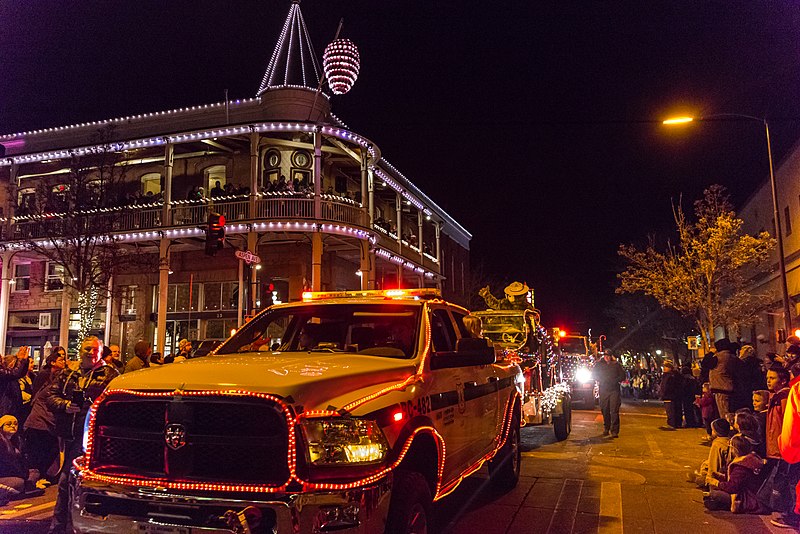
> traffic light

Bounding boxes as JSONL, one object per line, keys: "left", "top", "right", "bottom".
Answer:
{"left": 205, "top": 212, "right": 226, "bottom": 256}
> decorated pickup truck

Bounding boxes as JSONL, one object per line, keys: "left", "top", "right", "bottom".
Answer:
{"left": 71, "top": 289, "right": 524, "bottom": 534}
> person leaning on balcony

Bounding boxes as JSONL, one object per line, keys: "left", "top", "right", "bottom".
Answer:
{"left": 124, "top": 341, "right": 151, "bottom": 373}
{"left": 46, "top": 336, "right": 118, "bottom": 534}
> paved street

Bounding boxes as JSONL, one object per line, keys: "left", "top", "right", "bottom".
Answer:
{"left": 437, "top": 400, "right": 784, "bottom": 534}
{"left": 0, "top": 400, "right": 788, "bottom": 534}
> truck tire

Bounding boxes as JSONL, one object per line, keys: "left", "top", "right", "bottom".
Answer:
{"left": 385, "top": 470, "right": 432, "bottom": 534}
{"left": 489, "top": 414, "right": 521, "bottom": 491}
{"left": 553, "top": 398, "right": 572, "bottom": 441}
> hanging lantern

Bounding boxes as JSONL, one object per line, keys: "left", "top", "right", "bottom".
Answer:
{"left": 323, "top": 38, "right": 360, "bottom": 95}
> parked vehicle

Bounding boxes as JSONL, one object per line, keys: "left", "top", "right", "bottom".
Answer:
{"left": 71, "top": 289, "right": 524, "bottom": 534}
{"left": 558, "top": 334, "right": 596, "bottom": 408}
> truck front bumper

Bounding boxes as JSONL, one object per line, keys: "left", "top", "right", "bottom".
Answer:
{"left": 72, "top": 474, "right": 391, "bottom": 534}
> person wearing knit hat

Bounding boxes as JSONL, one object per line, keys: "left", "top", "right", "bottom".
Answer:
{"left": 688, "top": 418, "right": 733, "bottom": 487}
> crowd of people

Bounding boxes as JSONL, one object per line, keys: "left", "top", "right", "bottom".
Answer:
{"left": 0, "top": 337, "right": 194, "bottom": 533}
{"left": 670, "top": 336, "right": 800, "bottom": 527}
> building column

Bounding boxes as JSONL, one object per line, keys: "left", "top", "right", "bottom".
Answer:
{"left": 435, "top": 222, "right": 442, "bottom": 264}
{"left": 395, "top": 193, "right": 402, "bottom": 248}
{"left": 359, "top": 240, "right": 370, "bottom": 291}
{"left": 360, "top": 150, "right": 369, "bottom": 227}
{"left": 0, "top": 252, "right": 13, "bottom": 353}
{"left": 368, "top": 167, "right": 375, "bottom": 228}
{"left": 162, "top": 143, "right": 174, "bottom": 226}
{"left": 250, "top": 131, "right": 259, "bottom": 219}
{"left": 237, "top": 256, "right": 244, "bottom": 327}
{"left": 311, "top": 232, "right": 323, "bottom": 291}
{"left": 59, "top": 288, "right": 71, "bottom": 350}
{"left": 313, "top": 129, "right": 322, "bottom": 220}
{"left": 103, "top": 276, "right": 113, "bottom": 346}
{"left": 6, "top": 165, "right": 18, "bottom": 240}
{"left": 418, "top": 209, "right": 424, "bottom": 263}
{"left": 368, "top": 252, "right": 377, "bottom": 290}
{"left": 156, "top": 238, "right": 170, "bottom": 356}
{"left": 397, "top": 264, "right": 404, "bottom": 289}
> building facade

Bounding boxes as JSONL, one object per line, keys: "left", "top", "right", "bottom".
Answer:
{"left": 0, "top": 3, "right": 471, "bottom": 361}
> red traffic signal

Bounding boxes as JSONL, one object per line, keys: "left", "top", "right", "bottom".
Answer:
{"left": 205, "top": 212, "right": 226, "bottom": 256}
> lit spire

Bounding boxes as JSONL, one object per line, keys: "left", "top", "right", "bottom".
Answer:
{"left": 257, "top": 0, "right": 323, "bottom": 96}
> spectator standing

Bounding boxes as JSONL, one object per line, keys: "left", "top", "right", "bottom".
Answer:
{"left": 753, "top": 390, "right": 769, "bottom": 439}
{"left": 177, "top": 339, "right": 193, "bottom": 359}
{"left": 709, "top": 339, "right": 740, "bottom": 420}
{"left": 660, "top": 360, "right": 683, "bottom": 430}
{"left": 210, "top": 180, "right": 224, "bottom": 198}
{"left": 31, "top": 347, "right": 66, "bottom": 398}
{"left": 594, "top": 351, "right": 626, "bottom": 438}
{"left": 696, "top": 382, "right": 717, "bottom": 442}
{"left": 0, "top": 347, "right": 30, "bottom": 419}
{"left": 736, "top": 344, "right": 766, "bottom": 411}
{"left": 17, "top": 357, "right": 36, "bottom": 425}
{"left": 103, "top": 344, "right": 123, "bottom": 372}
{"left": 124, "top": 341, "right": 151, "bottom": 373}
{"left": 681, "top": 365, "right": 700, "bottom": 428}
{"left": 47, "top": 336, "right": 118, "bottom": 534}
{"left": 765, "top": 367, "right": 800, "bottom": 528}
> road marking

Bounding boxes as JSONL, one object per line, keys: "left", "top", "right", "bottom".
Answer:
{"left": 546, "top": 479, "right": 583, "bottom": 533}
{"left": 644, "top": 434, "right": 664, "bottom": 459}
{"left": 599, "top": 481, "right": 623, "bottom": 534}
{"left": 0, "top": 500, "right": 54, "bottom": 520}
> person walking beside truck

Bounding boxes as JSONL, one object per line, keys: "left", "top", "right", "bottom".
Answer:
{"left": 595, "top": 351, "right": 626, "bottom": 438}
{"left": 46, "top": 336, "right": 118, "bottom": 534}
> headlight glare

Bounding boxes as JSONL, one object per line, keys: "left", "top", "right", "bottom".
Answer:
{"left": 300, "top": 419, "right": 389, "bottom": 465}
{"left": 575, "top": 367, "right": 593, "bottom": 384}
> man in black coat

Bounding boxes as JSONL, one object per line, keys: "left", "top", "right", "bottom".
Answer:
{"left": 660, "top": 360, "right": 683, "bottom": 429}
{"left": 595, "top": 351, "right": 626, "bottom": 438}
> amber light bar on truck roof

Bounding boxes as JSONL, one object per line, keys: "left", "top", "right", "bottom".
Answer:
{"left": 301, "top": 288, "right": 441, "bottom": 302}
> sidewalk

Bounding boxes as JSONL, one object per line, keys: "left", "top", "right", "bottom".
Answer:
{"left": 437, "top": 402, "right": 785, "bottom": 533}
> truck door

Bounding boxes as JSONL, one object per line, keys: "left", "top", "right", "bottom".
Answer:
{"left": 441, "top": 308, "right": 499, "bottom": 462}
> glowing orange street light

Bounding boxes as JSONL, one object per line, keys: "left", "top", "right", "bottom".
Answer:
{"left": 663, "top": 113, "right": 792, "bottom": 331}
{"left": 558, "top": 330, "right": 567, "bottom": 338}
{"left": 662, "top": 116, "right": 693, "bottom": 125}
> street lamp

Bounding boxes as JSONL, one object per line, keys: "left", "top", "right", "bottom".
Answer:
{"left": 664, "top": 113, "right": 792, "bottom": 331}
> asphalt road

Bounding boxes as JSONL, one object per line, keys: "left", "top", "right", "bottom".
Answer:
{"left": 0, "top": 400, "right": 788, "bottom": 533}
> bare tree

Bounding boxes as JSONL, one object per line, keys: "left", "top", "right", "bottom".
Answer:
{"left": 18, "top": 126, "right": 145, "bottom": 340}
{"left": 617, "top": 185, "right": 775, "bottom": 351}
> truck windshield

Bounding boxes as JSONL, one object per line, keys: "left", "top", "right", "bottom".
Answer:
{"left": 215, "top": 303, "right": 421, "bottom": 359}
{"left": 560, "top": 338, "right": 587, "bottom": 356}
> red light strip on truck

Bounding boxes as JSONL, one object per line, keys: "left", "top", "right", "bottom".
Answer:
{"left": 302, "top": 288, "right": 441, "bottom": 301}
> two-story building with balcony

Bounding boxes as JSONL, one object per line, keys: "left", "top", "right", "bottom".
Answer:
{"left": 0, "top": 2, "right": 471, "bottom": 360}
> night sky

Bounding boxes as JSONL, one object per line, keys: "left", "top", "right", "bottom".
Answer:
{"left": 2, "top": 1, "right": 800, "bottom": 334}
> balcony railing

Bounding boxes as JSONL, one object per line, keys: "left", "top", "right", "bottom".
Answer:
{"left": 6, "top": 194, "right": 371, "bottom": 241}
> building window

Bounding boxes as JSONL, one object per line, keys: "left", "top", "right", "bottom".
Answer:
{"left": 45, "top": 262, "right": 64, "bottom": 291}
{"left": 785, "top": 206, "right": 792, "bottom": 236}
{"left": 140, "top": 173, "right": 162, "bottom": 196}
{"left": 12, "top": 264, "right": 30, "bottom": 292}
{"left": 202, "top": 281, "right": 237, "bottom": 311}
{"left": 165, "top": 283, "right": 200, "bottom": 313}
{"left": 205, "top": 319, "right": 239, "bottom": 340}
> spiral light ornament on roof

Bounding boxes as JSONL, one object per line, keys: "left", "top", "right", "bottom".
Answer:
{"left": 323, "top": 39, "right": 360, "bottom": 95}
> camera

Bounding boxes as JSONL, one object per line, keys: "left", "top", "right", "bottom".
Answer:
{"left": 71, "top": 389, "right": 87, "bottom": 408}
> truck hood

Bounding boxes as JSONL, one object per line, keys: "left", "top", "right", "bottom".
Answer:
{"left": 109, "top": 352, "right": 418, "bottom": 411}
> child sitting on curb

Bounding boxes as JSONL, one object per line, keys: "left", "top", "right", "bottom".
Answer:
{"left": 688, "top": 418, "right": 731, "bottom": 487}
{"left": 704, "top": 435, "right": 769, "bottom": 514}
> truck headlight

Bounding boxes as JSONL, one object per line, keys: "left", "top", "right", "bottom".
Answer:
{"left": 300, "top": 419, "right": 389, "bottom": 465}
{"left": 575, "top": 367, "right": 593, "bottom": 384}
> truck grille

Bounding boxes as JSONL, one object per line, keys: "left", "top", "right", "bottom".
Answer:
{"left": 90, "top": 395, "right": 290, "bottom": 485}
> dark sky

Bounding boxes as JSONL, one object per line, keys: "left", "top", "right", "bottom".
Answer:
{"left": 2, "top": 1, "right": 800, "bottom": 333}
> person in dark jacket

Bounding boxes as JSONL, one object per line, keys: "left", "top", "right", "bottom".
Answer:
{"left": 681, "top": 365, "right": 701, "bottom": 428}
{"left": 735, "top": 344, "right": 766, "bottom": 411}
{"left": 660, "top": 360, "right": 683, "bottom": 430}
{"left": 0, "top": 347, "right": 30, "bottom": 420}
{"left": 594, "top": 351, "right": 626, "bottom": 438}
{"left": 31, "top": 347, "right": 66, "bottom": 398}
{"left": 0, "top": 415, "right": 28, "bottom": 504}
{"left": 709, "top": 339, "right": 740, "bottom": 420}
{"left": 47, "top": 336, "right": 118, "bottom": 534}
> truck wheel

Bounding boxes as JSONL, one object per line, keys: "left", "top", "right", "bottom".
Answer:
{"left": 385, "top": 470, "right": 432, "bottom": 534}
{"left": 553, "top": 399, "right": 572, "bottom": 441}
{"left": 489, "top": 415, "right": 521, "bottom": 491}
